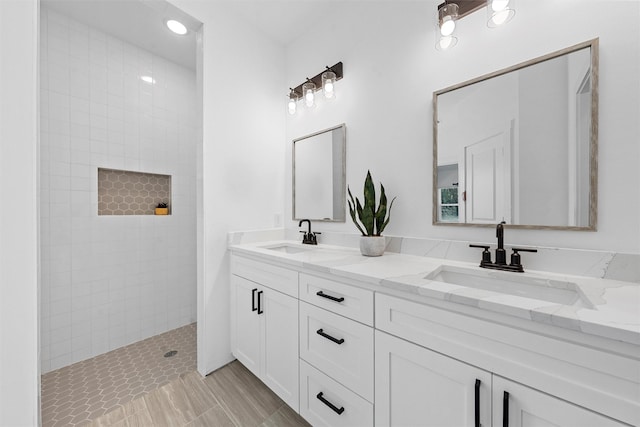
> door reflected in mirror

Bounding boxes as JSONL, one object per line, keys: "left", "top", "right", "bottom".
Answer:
{"left": 434, "top": 39, "right": 598, "bottom": 230}
{"left": 293, "top": 124, "right": 346, "bottom": 222}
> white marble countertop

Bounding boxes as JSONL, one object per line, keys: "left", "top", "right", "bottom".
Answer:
{"left": 229, "top": 240, "right": 640, "bottom": 346}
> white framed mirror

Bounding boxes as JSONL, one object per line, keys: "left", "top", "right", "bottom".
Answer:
{"left": 433, "top": 39, "right": 599, "bottom": 230}
{"left": 293, "top": 124, "right": 346, "bottom": 221}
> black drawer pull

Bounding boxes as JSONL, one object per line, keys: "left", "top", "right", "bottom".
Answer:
{"left": 317, "top": 328, "right": 345, "bottom": 345}
{"left": 503, "top": 391, "right": 509, "bottom": 427}
{"left": 257, "top": 290, "right": 263, "bottom": 314}
{"left": 316, "top": 290, "right": 345, "bottom": 303}
{"left": 475, "top": 379, "right": 481, "bottom": 427}
{"left": 251, "top": 288, "right": 258, "bottom": 312}
{"left": 316, "top": 392, "right": 345, "bottom": 415}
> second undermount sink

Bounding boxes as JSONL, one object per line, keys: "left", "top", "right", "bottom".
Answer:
{"left": 264, "top": 244, "right": 315, "bottom": 254}
{"left": 425, "top": 265, "right": 594, "bottom": 308}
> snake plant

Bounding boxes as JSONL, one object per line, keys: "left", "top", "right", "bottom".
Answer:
{"left": 348, "top": 170, "right": 396, "bottom": 236}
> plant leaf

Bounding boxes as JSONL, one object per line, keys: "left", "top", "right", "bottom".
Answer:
{"left": 379, "top": 196, "right": 396, "bottom": 234}
{"left": 363, "top": 171, "right": 376, "bottom": 235}
{"left": 375, "top": 184, "right": 388, "bottom": 236}
{"left": 347, "top": 187, "right": 366, "bottom": 236}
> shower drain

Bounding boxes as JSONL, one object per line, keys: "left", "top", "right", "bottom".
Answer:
{"left": 164, "top": 350, "right": 178, "bottom": 358}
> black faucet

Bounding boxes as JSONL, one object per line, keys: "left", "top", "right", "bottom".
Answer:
{"left": 299, "top": 219, "right": 321, "bottom": 245}
{"left": 469, "top": 221, "right": 537, "bottom": 272}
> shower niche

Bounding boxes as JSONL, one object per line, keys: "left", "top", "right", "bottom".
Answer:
{"left": 98, "top": 168, "right": 172, "bottom": 215}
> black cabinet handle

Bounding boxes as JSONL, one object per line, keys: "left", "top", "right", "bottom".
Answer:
{"left": 251, "top": 288, "right": 258, "bottom": 312}
{"left": 503, "top": 391, "right": 509, "bottom": 427}
{"left": 257, "top": 290, "right": 263, "bottom": 314}
{"left": 316, "top": 392, "right": 345, "bottom": 415}
{"left": 475, "top": 379, "right": 481, "bottom": 427}
{"left": 316, "top": 328, "right": 345, "bottom": 345}
{"left": 316, "top": 290, "right": 345, "bottom": 303}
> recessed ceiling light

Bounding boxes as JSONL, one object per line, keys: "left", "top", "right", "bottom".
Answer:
{"left": 140, "top": 75, "right": 156, "bottom": 85}
{"left": 166, "top": 19, "right": 187, "bottom": 35}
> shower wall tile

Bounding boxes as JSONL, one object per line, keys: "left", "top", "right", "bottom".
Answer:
{"left": 40, "top": 8, "right": 197, "bottom": 373}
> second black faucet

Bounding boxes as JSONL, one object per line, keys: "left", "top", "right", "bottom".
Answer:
{"left": 470, "top": 222, "right": 537, "bottom": 273}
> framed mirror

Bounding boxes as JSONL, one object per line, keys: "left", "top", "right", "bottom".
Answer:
{"left": 293, "top": 124, "right": 346, "bottom": 221}
{"left": 433, "top": 39, "right": 598, "bottom": 230}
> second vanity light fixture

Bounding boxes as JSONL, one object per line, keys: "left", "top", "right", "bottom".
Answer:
{"left": 436, "top": 0, "right": 516, "bottom": 51}
{"left": 287, "top": 62, "right": 343, "bottom": 115}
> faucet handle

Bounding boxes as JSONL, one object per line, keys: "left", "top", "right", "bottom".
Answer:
{"left": 469, "top": 244, "right": 492, "bottom": 266}
{"left": 510, "top": 247, "right": 537, "bottom": 270}
{"left": 511, "top": 247, "right": 537, "bottom": 253}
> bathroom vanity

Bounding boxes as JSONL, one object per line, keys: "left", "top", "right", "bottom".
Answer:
{"left": 229, "top": 240, "right": 639, "bottom": 427}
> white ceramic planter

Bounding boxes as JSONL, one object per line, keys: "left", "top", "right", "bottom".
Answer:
{"left": 360, "top": 236, "right": 386, "bottom": 257}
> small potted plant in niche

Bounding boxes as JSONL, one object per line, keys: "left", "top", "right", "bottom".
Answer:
{"left": 348, "top": 170, "right": 396, "bottom": 257}
{"left": 155, "top": 202, "right": 169, "bottom": 215}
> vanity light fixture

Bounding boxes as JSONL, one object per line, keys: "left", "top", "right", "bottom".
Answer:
{"left": 434, "top": 0, "right": 515, "bottom": 51}
{"left": 166, "top": 19, "right": 188, "bottom": 35}
{"left": 288, "top": 89, "right": 298, "bottom": 115}
{"left": 487, "top": 0, "right": 515, "bottom": 27}
{"left": 286, "top": 62, "right": 343, "bottom": 115}
{"left": 322, "top": 69, "right": 336, "bottom": 99}
{"left": 302, "top": 80, "right": 316, "bottom": 108}
{"left": 436, "top": 2, "right": 459, "bottom": 51}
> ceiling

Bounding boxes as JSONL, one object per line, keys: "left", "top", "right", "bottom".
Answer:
{"left": 41, "top": 0, "right": 336, "bottom": 70}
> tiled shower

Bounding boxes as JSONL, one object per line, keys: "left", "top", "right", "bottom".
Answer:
{"left": 39, "top": 7, "right": 197, "bottom": 373}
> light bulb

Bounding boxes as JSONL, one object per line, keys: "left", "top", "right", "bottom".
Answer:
{"left": 491, "top": 0, "right": 510, "bottom": 11}
{"left": 440, "top": 16, "right": 456, "bottom": 36}
{"left": 305, "top": 90, "right": 314, "bottom": 107}
{"left": 487, "top": 0, "right": 515, "bottom": 27}
{"left": 322, "top": 71, "right": 336, "bottom": 99}
{"left": 302, "top": 82, "right": 316, "bottom": 108}
{"left": 288, "top": 98, "right": 297, "bottom": 115}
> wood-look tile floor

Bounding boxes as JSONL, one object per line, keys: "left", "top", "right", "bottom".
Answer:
{"left": 86, "top": 361, "right": 311, "bottom": 427}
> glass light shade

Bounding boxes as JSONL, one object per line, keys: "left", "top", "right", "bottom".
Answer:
{"left": 487, "top": 0, "right": 515, "bottom": 27}
{"left": 322, "top": 71, "right": 336, "bottom": 99}
{"left": 435, "top": 24, "right": 457, "bottom": 51}
{"left": 166, "top": 19, "right": 187, "bottom": 35}
{"left": 302, "top": 82, "right": 316, "bottom": 108}
{"left": 287, "top": 96, "right": 297, "bottom": 115}
{"left": 438, "top": 3, "right": 459, "bottom": 36}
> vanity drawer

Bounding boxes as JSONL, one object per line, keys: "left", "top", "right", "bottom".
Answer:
{"left": 231, "top": 255, "right": 298, "bottom": 298}
{"left": 299, "top": 273, "right": 373, "bottom": 325}
{"left": 300, "top": 301, "right": 374, "bottom": 402}
{"left": 300, "top": 359, "right": 373, "bottom": 427}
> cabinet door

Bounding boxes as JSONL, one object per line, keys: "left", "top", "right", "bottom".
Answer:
{"left": 261, "top": 288, "right": 299, "bottom": 412}
{"left": 494, "top": 376, "right": 628, "bottom": 427}
{"left": 232, "top": 275, "right": 261, "bottom": 377}
{"left": 375, "top": 331, "right": 491, "bottom": 427}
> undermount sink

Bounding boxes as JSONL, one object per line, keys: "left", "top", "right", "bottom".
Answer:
{"left": 264, "top": 244, "right": 315, "bottom": 254}
{"left": 425, "top": 265, "right": 594, "bottom": 308}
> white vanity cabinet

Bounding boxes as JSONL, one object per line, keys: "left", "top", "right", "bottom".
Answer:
{"left": 375, "top": 293, "right": 633, "bottom": 427}
{"left": 375, "top": 330, "right": 491, "bottom": 427}
{"left": 493, "top": 376, "right": 626, "bottom": 427}
{"left": 298, "top": 273, "right": 375, "bottom": 426}
{"left": 230, "top": 256, "right": 299, "bottom": 412}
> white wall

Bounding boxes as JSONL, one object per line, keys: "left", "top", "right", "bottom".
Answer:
{"left": 39, "top": 8, "right": 198, "bottom": 372}
{"left": 285, "top": 0, "right": 640, "bottom": 254}
{"left": 0, "top": 0, "right": 40, "bottom": 424}
{"left": 169, "top": 0, "right": 286, "bottom": 375}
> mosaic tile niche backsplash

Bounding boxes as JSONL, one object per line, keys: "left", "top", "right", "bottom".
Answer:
{"left": 98, "top": 168, "right": 171, "bottom": 215}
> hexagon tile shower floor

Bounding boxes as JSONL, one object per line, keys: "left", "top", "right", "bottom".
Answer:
{"left": 41, "top": 323, "right": 196, "bottom": 427}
